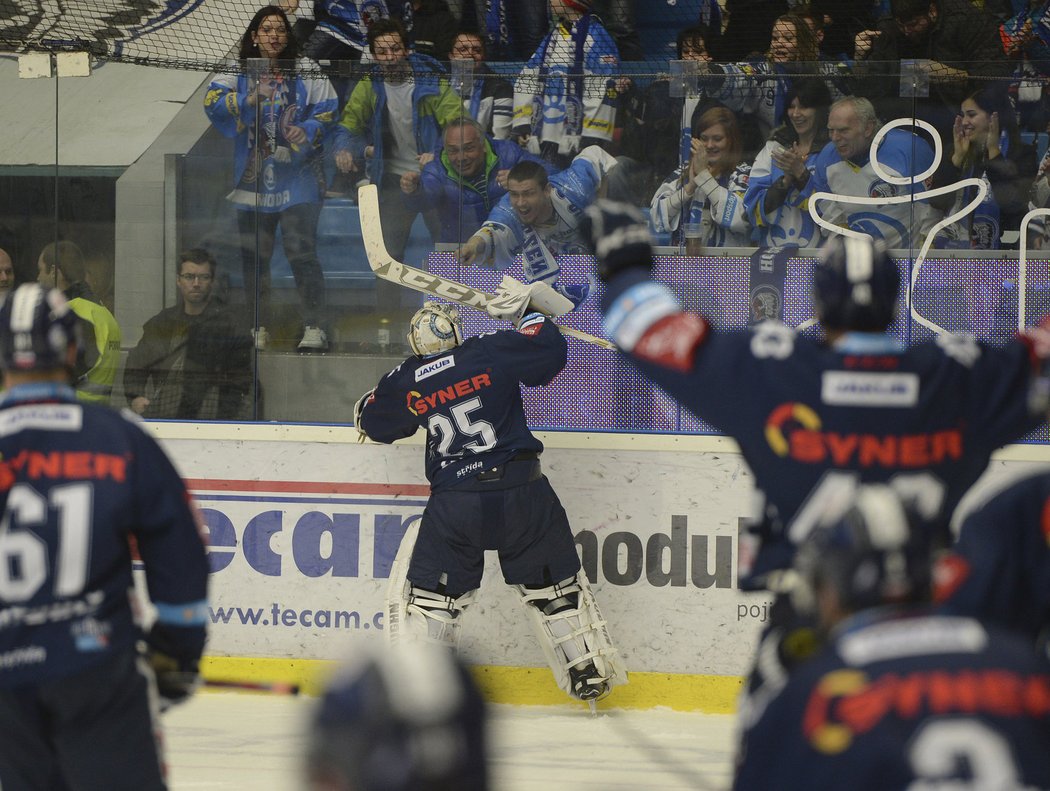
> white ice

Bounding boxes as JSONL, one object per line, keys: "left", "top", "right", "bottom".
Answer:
{"left": 165, "top": 692, "right": 736, "bottom": 790}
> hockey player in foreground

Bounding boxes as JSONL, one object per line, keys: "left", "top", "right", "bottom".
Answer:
{"left": 581, "top": 200, "right": 1050, "bottom": 685}
{"left": 733, "top": 485, "right": 1050, "bottom": 789}
{"left": 582, "top": 200, "right": 1050, "bottom": 584}
{"left": 937, "top": 471, "right": 1050, "bottom": 645}
{"left": 306, "top": 644, "right": 489, "bottom": 791}
{"left": 0, "top": 284, "right": 209, "bottom": 790}
{"left": 354, "top": 286, "right": 626, "bottom": 706}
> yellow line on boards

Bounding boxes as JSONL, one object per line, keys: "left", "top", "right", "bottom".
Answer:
{"left": 200, "top": 656, "right": 743, "bottom": 713}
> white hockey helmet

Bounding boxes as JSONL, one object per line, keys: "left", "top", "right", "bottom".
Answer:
{"left": 407, "top": 301, "right": 463, "bottom": 356}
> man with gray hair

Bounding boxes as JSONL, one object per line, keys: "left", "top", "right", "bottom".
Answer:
{"left": 400, "top": 116, "right": 551, "bottom": 242}
{"left": 798, "top": 96, "right": 936, "bottom": 248}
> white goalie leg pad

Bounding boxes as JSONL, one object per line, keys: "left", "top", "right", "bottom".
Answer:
{"left": 517, "top": 572, "right": 628, "bottom": 701}
{"left": 384, "top": 512, "right": 478, "bottom": 648}
{"left": 384, "top": 518, "right": 422, "bottom": 646}
{"left": 398, "top": 584, "right": 477, "bottom": 649}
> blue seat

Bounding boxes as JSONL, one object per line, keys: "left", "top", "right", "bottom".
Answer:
{"left": 268, "top": 200, "right": 433, "bottom": 289}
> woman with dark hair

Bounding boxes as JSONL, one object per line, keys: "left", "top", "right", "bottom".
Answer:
{"left": 929, "top": 84, "right": 1037, "bottom": 249}
{"left": 704, "top": 12, "right": 848, "bottom": 157}
{"left": 744, "top": 77, "right": 832, "bottom": 248}
{"left": 650, "top": 106, "right": 753, "bottom": 249}
{"left": 204, "top": 5, "right": 338, "bottom": 351}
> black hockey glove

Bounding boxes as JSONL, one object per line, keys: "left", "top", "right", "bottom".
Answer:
{"left": 145, "top": 623, "right": 203, "bottom": 711}
{"left": 579, "top": 200, "right": 654, "bottom": 282}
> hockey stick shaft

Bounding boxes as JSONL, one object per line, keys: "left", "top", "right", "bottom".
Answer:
{"left": 358, "top": 185, "right": 616, "bottom": 351}
{"left": 203, "top": 679, "right": 301, "bottom": 695}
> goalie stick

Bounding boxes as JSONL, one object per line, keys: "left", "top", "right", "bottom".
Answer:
{"left": 357, "top": 184, "right": 616, "bottom": 350}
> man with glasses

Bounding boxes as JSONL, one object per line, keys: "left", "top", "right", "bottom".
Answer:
{"left": 123, "top": 249, "right": 253, "bottom": 420}
{"left": 852, "top": 0, "right": 1008, "bottom": 137}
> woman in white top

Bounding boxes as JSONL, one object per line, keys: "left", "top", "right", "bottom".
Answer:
{"left": 650, "top": 106, "right": 753, "bottom": 249}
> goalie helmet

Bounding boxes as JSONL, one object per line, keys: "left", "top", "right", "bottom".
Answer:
{"left": 0, "top": 283, "right": 81, "bottom": 372}
{"left": 408, "top": 301, "right": 463, "bottom": 356}
{"left": 792, "top": 485, "right": 932, "bottom": 618}
{"left": 306, "top": 645, "right": 489, "bottom": 791}
{"left": 813, "top": 235, "right": 899, "bottom": 332}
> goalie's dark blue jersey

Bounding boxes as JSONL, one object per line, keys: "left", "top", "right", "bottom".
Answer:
{"left": 0, "top": 384, "right": 208, "bottom": 686}
{"left": 733, "top": 611, "right": 1050, "bottom": 790}
{"left": 358, "top": 314, "right": 566, "bottom": 491}
{"left": 603, "top": 272, "right": 1044, "bottom": 584}
{"left": 938, "top": 471, "right": 1050, "bottom": 642}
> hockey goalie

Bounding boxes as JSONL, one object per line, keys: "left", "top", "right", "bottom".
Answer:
{"left": 354, "top": 282, "right": 627, "bottom": 707}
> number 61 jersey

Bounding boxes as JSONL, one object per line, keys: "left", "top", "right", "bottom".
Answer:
{"left": 0, "top": 384, "right": 208, "bottom": 686}
{"left": 358, "top": 315, "right": 567, "bottom": 491}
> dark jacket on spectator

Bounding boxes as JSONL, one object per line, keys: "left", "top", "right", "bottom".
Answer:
{"left": 853, "top": 0, "right": 1010, "bottom": 129}
{"left": 404, "top": 136, "right": 553, "bottom": 242}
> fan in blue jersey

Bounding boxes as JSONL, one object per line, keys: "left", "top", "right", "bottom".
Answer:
{"left": 733, "top": 485, "right": 1050, "bottom": 790}
{"left": 457, "top": 146, "right": 618, "bottom": 308}
{"left": 354, "top": 284, "right": 626, "bottom": 705}
{"left": 582, "top": 199, "right": 1050, "bottom": 693}
{"left": 936, "top": 471, "right": 1050, "bottom": 645}
{"left": 0, "top": 284, "right": 209, "bottom": 791}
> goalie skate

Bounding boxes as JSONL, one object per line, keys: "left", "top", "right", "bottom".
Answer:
{"left": 517, "top": 572, "right": 628, "bottom": 703}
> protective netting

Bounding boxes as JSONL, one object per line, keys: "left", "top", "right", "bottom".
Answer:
{"left": 0, "top": 0, "right": 717, "bottom": 72}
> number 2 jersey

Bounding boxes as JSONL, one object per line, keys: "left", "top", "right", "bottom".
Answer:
{"left": 733, "top": 610, "right": 1050, "bottom": 789}
{"left": 357, "top": 314, "right": 567, "bottom": 491}
{"left": 602, "top": 270, "right": 1046, "bottom": 586}
{"left": 0, "top": 384, "right": 208, "bottom": 686}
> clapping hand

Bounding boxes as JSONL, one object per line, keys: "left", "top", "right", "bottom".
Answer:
{"left": 986, "top": 111, "right": 1001, "bottom": 159}
{"left": 772, "top": 142, "right": 807, "bottom": 182}
{"left": 688, "top": 138, "right": 707, "bottom": 180}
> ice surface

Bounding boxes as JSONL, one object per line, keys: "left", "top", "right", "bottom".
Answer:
{"left": 165, "top": 692, "right": 736, "bottom": 790}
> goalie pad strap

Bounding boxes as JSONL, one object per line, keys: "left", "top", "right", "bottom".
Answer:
{"left": 517, "top": 573, "right": 628, "bottom": 701}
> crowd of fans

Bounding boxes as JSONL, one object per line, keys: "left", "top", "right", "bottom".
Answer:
{"left": 262, "top": 0, "right": 1050, "bottom": 258}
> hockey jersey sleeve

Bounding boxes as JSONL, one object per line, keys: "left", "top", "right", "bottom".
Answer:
{"left": 470, "top": 197, "right": 526, "bottom": 270}
{"left": 650, "top": 168, "right": 690, "bottom": 234}
{"left": 125, "top": 416, "right": 209, "bottom": 660}
{"left": 485, "top": 313, "right": 568, "bottom": 386}
{"left": 694, "top": 165, "right": 751, "bottom": 237}
{"left": 203, "top": 72, "right": 253, "bottom": 138}
{"left": 358, "top": 363, "right": 425, "bottom": 444}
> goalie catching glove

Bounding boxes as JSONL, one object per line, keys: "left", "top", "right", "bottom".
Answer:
{"left": 485, "top": 275, "right": 574, "bottom": 324}
{"left": 580, "top": 200, "right": 654, "bottom": 282}
{"left": 143, "top": 623, "right": 203, "bottom": 712}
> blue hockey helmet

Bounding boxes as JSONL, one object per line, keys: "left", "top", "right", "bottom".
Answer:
{"left": 812, "top": 235, "right": 900, "bottom": 332}
{"left": 0, "top": 283, "right": 81, "bottom": 372}
{"left": 792, "top": 484, "right": 932, "bottom": 618}
{"left": 306, "top": 645, "right": 489, "bottom": 791}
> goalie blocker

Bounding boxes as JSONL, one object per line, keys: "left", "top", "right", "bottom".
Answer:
{"left": 357, "top": 300, "right": 627, "bottom": 705}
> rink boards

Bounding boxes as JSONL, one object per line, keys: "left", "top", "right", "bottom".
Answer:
{"left": 147, "top": 422, "right": 1050, "bottom": 712}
